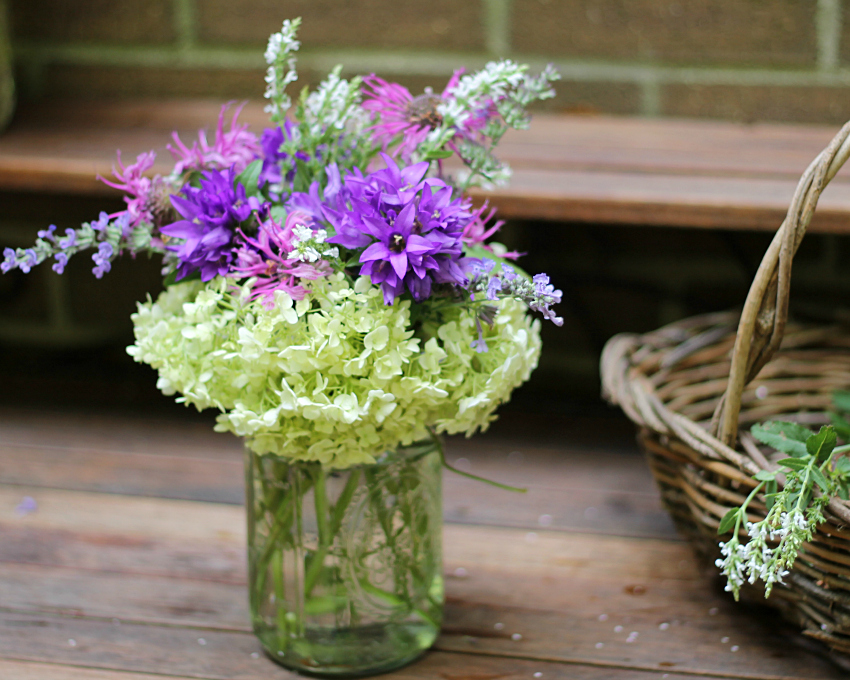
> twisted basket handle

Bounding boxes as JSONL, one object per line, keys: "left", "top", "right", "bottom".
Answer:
{"left": 715, "top": 121, "right": 850, "bottom": 446}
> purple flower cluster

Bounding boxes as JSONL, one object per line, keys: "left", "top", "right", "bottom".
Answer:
{"left": 291, "top": 154, "right": 473, "bottom": 304}
{"left": 468, "top": 259, "right": 563, "bottom": 351}
{"left": 161, "top": 168, "right": 264, "bottom": 281}
{"left": 259, "top": 121, "right": 308, "bottom": 192}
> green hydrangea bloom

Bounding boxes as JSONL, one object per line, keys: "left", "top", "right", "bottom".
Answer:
{"left": 128, "top": 273, "right": 541, "bottom": 468}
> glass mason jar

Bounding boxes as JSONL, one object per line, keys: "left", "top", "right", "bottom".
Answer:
{"left": 245, "top": 440, "right": 444, "bottom": 677}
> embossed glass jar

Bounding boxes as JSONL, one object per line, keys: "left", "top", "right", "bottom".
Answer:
{"left": 245, "top": 440, "right": 443, "bottom": 677}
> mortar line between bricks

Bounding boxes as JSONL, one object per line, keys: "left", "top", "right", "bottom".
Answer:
{"left": 483, "top": 0, "right": 512, "bottom": 56}
{"left": 173, "top": 0, "right": 197, "bottom": 50}
{"left": 16, "top": 42, "right": 850, "bottom": 89}
{"left": 639, "top": 78, "right": 660, "bottom": 117}
{"left": 817, "top": 0, "right": 843, "bottom": 70}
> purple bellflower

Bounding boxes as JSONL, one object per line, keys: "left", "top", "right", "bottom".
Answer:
{"left": 161, "top": 168, "right": 263, "bottom": 281}
{"left": 315, "top": 154, "right": 474, "bottom": 304}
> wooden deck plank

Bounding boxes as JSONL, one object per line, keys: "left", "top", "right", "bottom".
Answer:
{"left": 0, "top": 409, "right": 676, "bottom": 539}
{"left": 0, "top": 625, "right": 735, "bottom": 680}
{"left": 0, "top": 444, "right": 675, "bottom": 537}
{"left": 0, "top": 659, "right": 207, "bottom": 680}
{"left": 3, "top": 101, "right": 850, "bottom": 232}
{"left": 477, "top": 166, "right": 850, "bottom": 232}
{"left": 0, "top": 485, "right": 842, "bottom": 679}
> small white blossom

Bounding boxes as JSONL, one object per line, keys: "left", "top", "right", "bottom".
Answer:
{"left": 264, "top": 18, "right": 301, "bottom": 121}
{"left": 303, "top": 66, "right": 370, "bottom": 138}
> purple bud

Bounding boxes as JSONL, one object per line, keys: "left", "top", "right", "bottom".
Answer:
{"left": 501, "top": 264, "right": 516, "bottom": 281}
{"left": 471, "top": 336, "right": 489, "bottom": 353}
{"left": 92, "top": 242, "right": 114, "bottom": 279}
{"left": 1, "top": 248, "right": 16, "bottom": 273}
{"left": 472, "top": 318, "right": 489, "bottom": 353}
{"left": 115, "top": 212, "right": 132, "bottom": 238}
{"left": 92, "top": 212, "right": 111, "bottom": 232}
{"left": 37, "top": 225, "right": 57, "bottom": 242}
{"left": 52, "top": 252, "right": 68, "bottom": 275}
{"left": 486, "top": 276, "right": 502, "bottom": 301}
{"left": 58, "top": 228, "right": 77, "bottom": 249}
{"left": 20, "top": 249, "right": 37, "bottom": 274}
{"left": 533, "top": 273, "right": 550, "bottom": 293}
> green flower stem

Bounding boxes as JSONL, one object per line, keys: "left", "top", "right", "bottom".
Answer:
{"left": 272, "top": 547, "right": 288, "bottom": 636}
{"left": 795, "top": 462, "right": 815, "bottom": 515}
{"left": 302, "top": 467, "right": 361, "bottom": 599}
{"left": 733, "top": 481, "right": 766, "bottom": 537}
{"left": 251, "top": 456, "right": 309, "bottom": 614}
{"left": 428, "top": 428, "right": 527, "bottom": 493}
{"left": 364, "top": 467, "right": 408, "bottom": 604}
{"left": 312, "top": 466, "right": 331, "bottom": 547}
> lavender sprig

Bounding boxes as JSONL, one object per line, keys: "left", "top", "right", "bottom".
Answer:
{"left": 1, "top": 212, "right": 157, "bottom": 279}
{"left": 470, "top": 260, "right": 563, "bottom": 323}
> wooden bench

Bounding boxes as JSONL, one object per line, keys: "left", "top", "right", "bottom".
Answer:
{"left": 3, "top": 99, "right": 850, "bottom": 233}
{"left": 0, "top": 407, "right": 845, "bottom": 679}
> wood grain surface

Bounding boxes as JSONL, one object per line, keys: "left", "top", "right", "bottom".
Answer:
{"left": 0, "top": 408, "right": 846, "bottom": 679}
{"left": 3, "top": 100, "right": 850, "bottom": 232}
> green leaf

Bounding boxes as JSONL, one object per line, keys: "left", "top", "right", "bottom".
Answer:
{"left": 718, "top": 508, "right": 739, "bottom": 535}
{"left": 163, "top": 268, "right": 200, "bottom": 287}
{"left": 777, "top": 457, "right": 810, "bottom": 471}
{"left": 235, "top": 159, "right": 263, "bottom": 197}
{"left": 753, "top": 470, "right": 777, "bottom": 482}
{"left": 423, "top": 149, "right": 453, "bottom": 161}
{"left": 269, "top": 205, "right": 288, "bottom": 222}
{"left": 839, "top": 484, "right": 849, "bottom": 501}
{"left": 810, "top": 466, "right": 830, "bottom": 493}
{"left": 833, "top": 390, "right": 850, "bottom": 413}
{"left": 359, "top": 579, "right": 406, "bottom": 607}
{"left": 752, "top": 422, "right": 811, "bottom": 457}
{"left": 807, "top": 426, "right": 837, "bottom": 462}
{"left": 292, "top": 156, "right": 312, "bottom": 193}
{"left": 828, "top": 412, "right": 850, "bottom": 441}
{"left": 303, "top": 595, "right": 348, "bottom": 616}
{"left": 835, "top": 456, "right": 850, "bottom": 474}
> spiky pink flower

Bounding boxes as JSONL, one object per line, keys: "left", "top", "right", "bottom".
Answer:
{"left": 232, "top": 211, "right": 330, "bottom": 306}
{"left": 362, "top": 70, "right": 499, "bottom": 161}
{"left": 462, "top": 201, "right": 521, "bottom": 260}
{"left": 168, "top": 102, "right": 260, "bottom": 176}
{"left": 362, "top": 70, "right": 466, "bottom": 160}
{"left": 98, "top": 150, "right": 161, "bottom": 228}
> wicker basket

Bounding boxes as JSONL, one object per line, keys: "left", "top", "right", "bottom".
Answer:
{"left": 601, "top": 122, "right": 850, "bottom": 661}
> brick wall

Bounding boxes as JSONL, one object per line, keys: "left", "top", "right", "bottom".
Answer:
{"left": 8, "top": 0, "right": 850, "bottom": 124}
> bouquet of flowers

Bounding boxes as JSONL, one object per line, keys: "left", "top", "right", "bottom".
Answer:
{"left": 2, "top": 17, "right": 561, "bottom": 675}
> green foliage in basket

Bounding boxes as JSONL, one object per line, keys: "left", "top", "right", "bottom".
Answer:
{"left": 716, "top": 394, "right": 850, "bottom": 599}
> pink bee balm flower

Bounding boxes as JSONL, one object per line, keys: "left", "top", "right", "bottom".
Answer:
{"left": 98, "top": 150, "right": 162, "bottom": 228}
{"left": 168, "top": 102, "right": 260, "bottom": 176}
{"left": 462, "top": 201, "right": 521, "bottom": 260}
{"left": 362, "top": 70, "right": 465, "bottom": 160}
{"left": 232, "top": 211, "right": 330, "bottom": 306}
{"left": 362, "top": 70, "right": 501, "bottom": 161}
